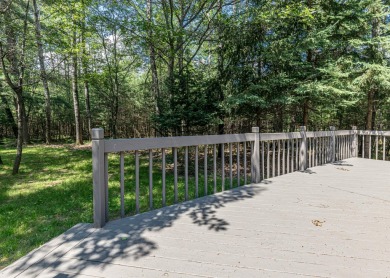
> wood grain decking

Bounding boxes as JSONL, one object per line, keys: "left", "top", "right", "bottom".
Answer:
{"left": 2, "top": 158, "right": 390, "bottom": 277}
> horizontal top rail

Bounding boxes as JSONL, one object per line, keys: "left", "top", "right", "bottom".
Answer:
{"left": 104, "top": 133, "right": 256, "bottom": 152}
{"left": 358, "top": 130, "right": 390, "bottom": 136}
{"left": 99, "top": 129, "right": 363, "bottom": 153}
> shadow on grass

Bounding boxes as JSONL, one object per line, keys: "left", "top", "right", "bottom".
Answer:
{"left": 2, "top": 184, "right": 267, "bottom": 277}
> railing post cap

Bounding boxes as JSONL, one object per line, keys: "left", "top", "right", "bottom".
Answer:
{"left": 352, "top": 126, "right": 357, "bottom": 130}
{"left": 92, "top": 128, "right": 104, "bottom": 140}
{"left": 299, "top": 126, "right": 306, "bottom": 131}
{"left": 330, "top": 126, "right": 336, "bottom": 131}
{"left": 252, "top": 127, "right": 259, "bottom": 133}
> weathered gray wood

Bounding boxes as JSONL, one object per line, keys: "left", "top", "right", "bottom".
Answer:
{"left": 334, "top": 130, "right": 355, "bottom": 136}
{"left": 229, "top": 143, "right": 233, "bottom": 188}
{"left": 282, "top": 140, "right": 286, "bottom": 174}
{"left": 267, "top": 141, "right": 270, "bottom": 178}
{"left": 173, "top": 147, "right": 178, "bottom": 203}
{"left": 104, "top": 133, "right": 255, "bottom": 152}
{"left": 221, "top": 144, "right": 225, "bottom": 191}
{"left": 277, "top": 140, "right": 281, "bottom": 176}
{"left": 287, "top": 139, "right": 290, "bottom": 173}
{"left": 362, "top": 135, "right": 365, "bottom": 158}
{"left": 10, "top": 158, "right": 390, "bottom": 278}
{"left": 135, "top": 150, "right": 139, "bottom": 213}
{"left": 299, "top": 126, "right": 307, "bottom": 171}
{"left": 92, "top": 128, "right": 106, "bottom": 228}
{"left": 375, "top": 133, "right": 379, "bottom": 160}
{"left": 261, "top": 141, "right": 265, "bottom": 180}
{"left": 352, "top": 127, "right": 358, "bottom": 158}
{"left": 104, "top": 153, "right": 108, "bottom": 222}
{"left": 272, "top": 141, "right": 276, "bottom": 177}
{"left": 369, "top": 135, "right": 372, "bottom": 159}
{"left": 295, "top": 138, "right": 299, "bottom": 169}
{"left": 195, "top": 146, "right": 199, "bottom": 198}
{"left": 213, "top": 144, "right": 217, "bottom": 193}
{"left": 243, "top": 143, "right": 247, "bottom": 184}
{"left": 149, "top": 150, "right": 153, "bottom": 210}
{"left": 330, "top": 127, "right": 335, "bottom": 162}
{"left": 237, "top": 142, "right": 240, "bottom": 186}
{"left": 358, "top": 130, "right": 390, "bottom": 136}
{"left": 185, "top": 146, "right": 189, "bottom": 200}
{"left": 384, "top": 137, "right": 386, "bottom": 161}
{"left": 260, "top": 132, "right": 302, "bottom": 141}
{"left": 322, "top": 136, "right": 325, "bottom": 163}
{"left": 204, "top": 145, "right": 208, "bottom": 195}
{"left": 251, "top": 127, "right": 260, "bottom": 183}
{"left": 162, "top": 148, "right": 166, "bottom": 206}
{"left": 120, "top": 152, "right": 125, "bottom": 218}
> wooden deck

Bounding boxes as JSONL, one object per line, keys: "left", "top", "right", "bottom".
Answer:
{"left": 2, "top": 158, "right": 390, "bottom": 278}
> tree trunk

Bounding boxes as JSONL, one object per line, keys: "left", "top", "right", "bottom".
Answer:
{"left": 1, "top": 94, "right": 18, "bottom": 137}
{"left": 81, "top": 0, "right": 91, "bottom": 139}
{"left": 13, "top": 90, "right": 24, "bottom": 174}
{"left": 303, "top": 100, "right": 309, "bottom": 127}
{"left": 33, "top": 0, "right": 51, "bottom": 144}
{"left": 147, "top": 0, "right": 161, "bottom": 136}
{"left": 72, "top": 30, "right": 83, "bottom": 145}
{"left": 364, "top": 90, "right": 375, "bottom": 156}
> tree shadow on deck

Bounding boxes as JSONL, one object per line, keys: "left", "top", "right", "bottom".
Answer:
{"left": 3, "top": 184, "right": 268, "bottom": 277}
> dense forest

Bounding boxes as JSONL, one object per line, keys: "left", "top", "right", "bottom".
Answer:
{"left": 1, "top": 0, "right": 390, "bottom": 173}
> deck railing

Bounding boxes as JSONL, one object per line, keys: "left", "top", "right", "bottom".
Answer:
{"left": 92, "top": 126, "right": 364, "bottom": 228}
{"left": 357, "top": 130, "right": 390, "bottom": 160}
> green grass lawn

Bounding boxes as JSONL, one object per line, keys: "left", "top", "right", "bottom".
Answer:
{"left": 0, "top": 142, "right": 246, "bottom": 269}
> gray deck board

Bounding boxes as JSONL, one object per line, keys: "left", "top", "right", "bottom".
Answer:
{"left": 2, "top": 158, "right": 390, "bottom": 277}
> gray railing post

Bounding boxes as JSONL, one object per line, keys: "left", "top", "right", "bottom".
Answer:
{"left": 330, "top": 126, "right": 336, "bottom": 162}
{"left": 352, "top": 126, "right": 358, "bottom": 157}
{"left": 251, "top": 127, "right": 260, "bottom": 183}
{"left": 299, "top": 126, "right": 307, "bottom": 171}
{"left": 92, "top": 128, "right": 107, "bottom": 228}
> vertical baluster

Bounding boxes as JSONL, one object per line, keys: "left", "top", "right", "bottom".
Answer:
{"left": 244, "top": 142, "right": 247, "bottom": 184}
{"left": 104, "top": 153, "right": 109, "bottom": 221}
{"left": 343, "top": 136, "right": 346, "bottom": 159}
{"left": 162, "top": 148, "right": 166, "bottom": 206}
{"left": 376, "top": 134, "right": 378, "bottom": 160}
{"left": 277, "top": 140, "right": 281, "bottom": 176}
{"left": 369, "top": 135, "right": 372, "bottom": 159}
{"left": 213, "top": 144, "right": 217, "bottom": 193}
{"left": 221, "top": 144, "right": 225, "bottom": 190}
{"left": 296, "top": 138, "right": 299, "bottom": 169}
{"left": 120, "top": 152, "right": 125, "bottom": 218}
{"left": 313, "top": 137, "right": 316, "bottom": 166}
{"left": 291, "top": 139, "right": 294, "bottom": 172}
{"left": 362, "top": 135, "right": 365, "bottom": 158}
{"left": 287, "top": 139, "right": 290, "bottom": 174}
{"left": 250, "top": 142, "right": 253, "bottom": 180}
{"left": 195, "top": 146, "right": 198, "bottom": 198}
{"left": 321, "top": 137, "right": 324, "bottom": 164}
{"left": 318, "top": 137, "right": 322, "bottom": 165}
{"left": 185, "top": 146, "right": 189, "bottom": 200}
{"left": 149, "top": 149, "right": 153, "bottom": 210}
{"left": 272, "top": 141, "right": 276, "bottom": 177}
{"left": 282, "top": 140, "right": 286, "bottom": 174}
{"left": 173, "top": 147, "right": 178, "bottom": 203}
{"left": 135, "top": 150, "right": 139, "bottom": 213}
{"left": 229, "top": 143, "right": 233, "bottom": 188}
{"left": 383, "top": 136, "right": 386, "bottom": 161}
{"left": 338, "top": 136, "right": 340, "bottom": 160}
{"left": 308, "top": 138, "right": 311, "bottom": 167}
{"left": 204, "top": 145, "right": 208, "bottom": 195}
{"left": 237, "top": 142, "right": 240, "bottom": 186}
{"left": 261, "top": 141, "right": 265, "bottom": 180}
{"left": 267, "top": 141, "right": 270, "bottom": 178}
{"left": 340, "top": 136, "right": 342, "bottom": 160}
